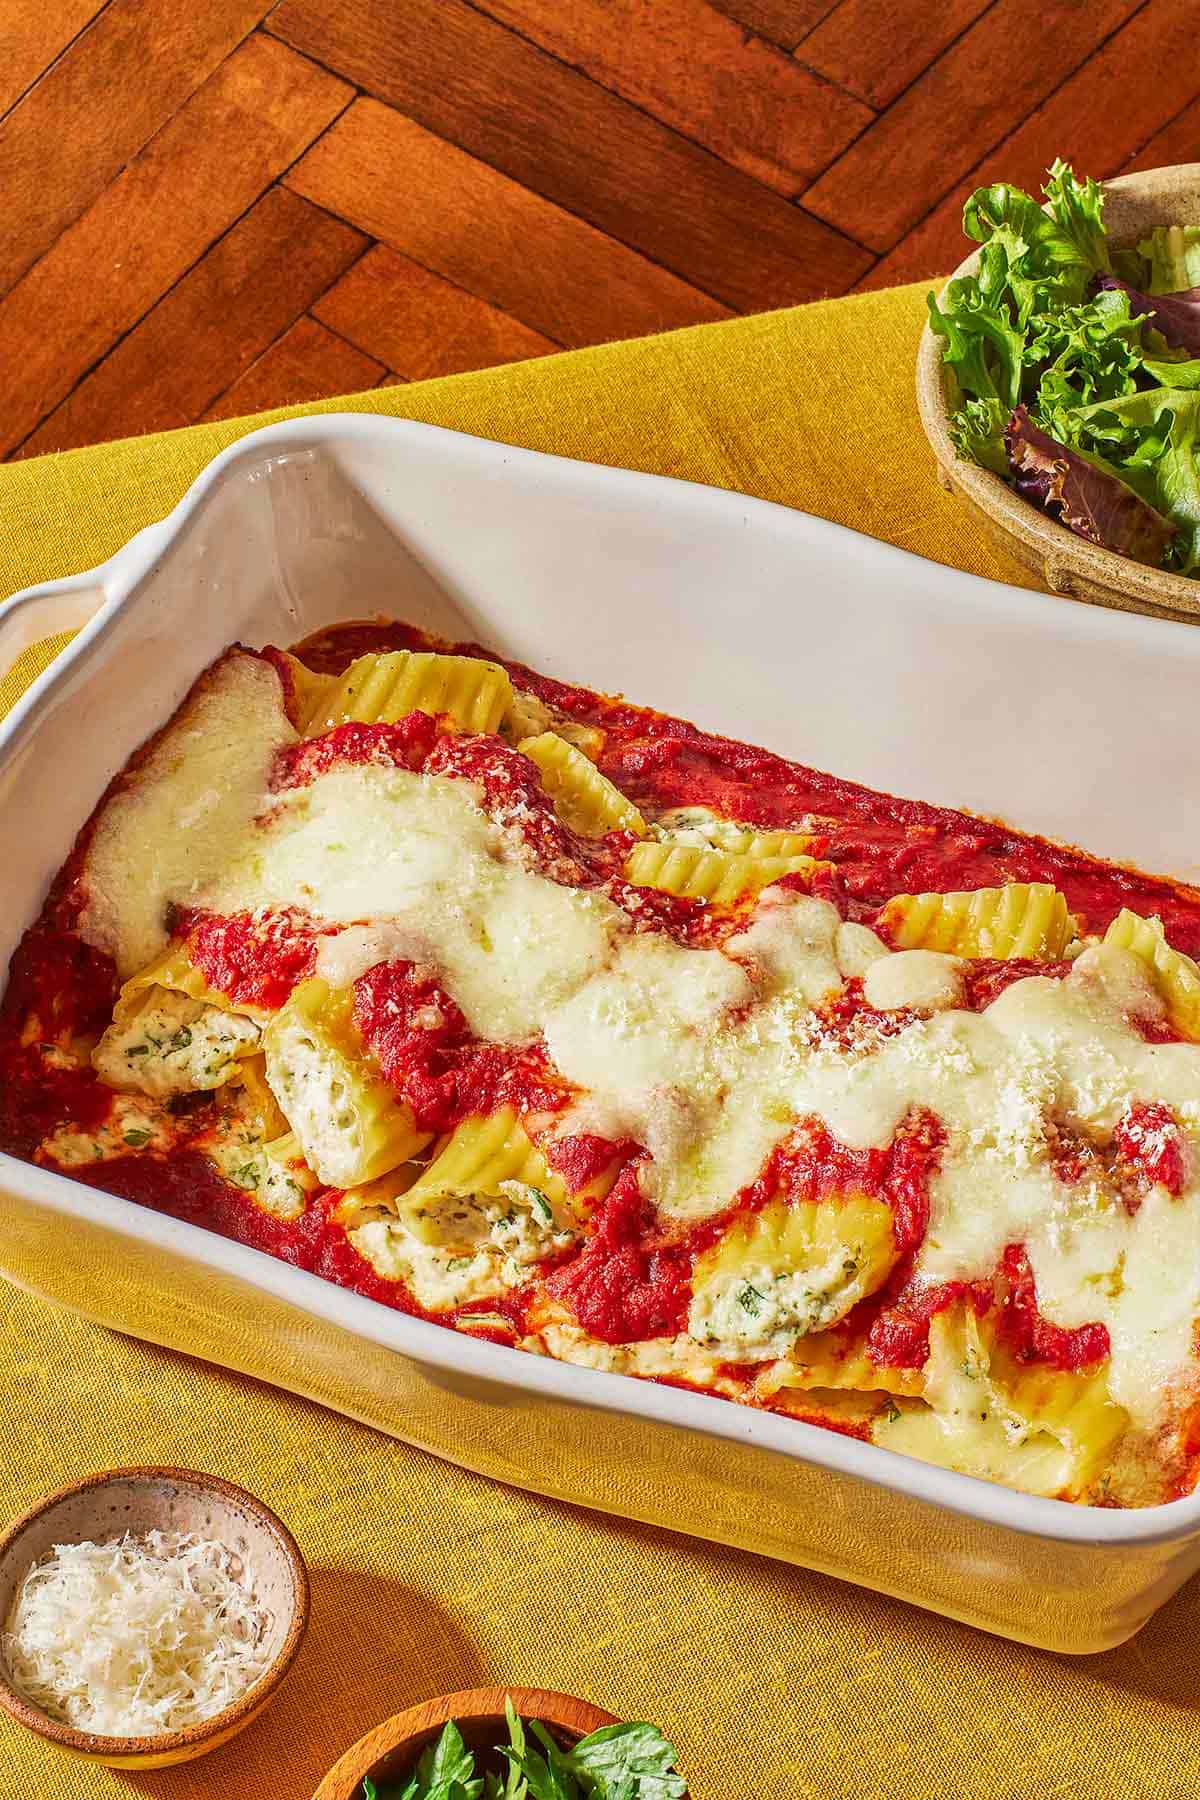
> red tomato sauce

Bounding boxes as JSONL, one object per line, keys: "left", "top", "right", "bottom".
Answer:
{"left": 295, "top": 619, "right": 1200, "bottom": 948}
{"left": 735, "top": 1110, "right": 944, "bottom": 1259}
{"left": 5, "top": 620, "right": 1200, "bottom": 1409}
{"left": 352, "top": 958, "right": 570, "bottom": 1131}
{"left": 863, "top": 1279, "right": 993, "bottom": 1369}
{"left": 1113, "top": 1100, "right": 1187, "bottom": 1202}
{"left": 547, "top": 1164, "right": 693, "bottom": 1344}
{"left": 996, "top": 1244, "right": 1111, "bottom": 1371}
{"left": 272, "top": 715, "right": 440, "bottom": 787}
{"left": 179, "top": 906, "right": 323, "bottom": 1012}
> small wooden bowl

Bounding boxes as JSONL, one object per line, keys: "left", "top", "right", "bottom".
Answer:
{"left": 314, "top": 1686, "right": 686, "bottom": 1800}
{"left": 916, "top": 162, "right": 1200, "bottom": 622}
{"left": 0, "top": 1466, "right": 309, "bottom": 1770}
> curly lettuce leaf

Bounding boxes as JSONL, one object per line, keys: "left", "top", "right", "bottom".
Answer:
{"left": 948, "top": 395, "right": 1008, "bottom": 474}
{"left": 1042, "top": 159, "right": 1110, "bottom": 279}
{"left": 1024, "top": 284, "right": 1144, "bottom": 408}
{"left": 928, "top": 241, "right": 1026, "bottom": 408}
{"left": 1138, "top": 225, "right": 1200, "bottom": 294}
{"left": 962, "top": 161, "right": 1108, "bottom": 307}
{"left": 1005, "top": 405, "right": 1176, "bottom": 565}
{"left": 934, "top": 165, "right": 1128, "bottom": 426}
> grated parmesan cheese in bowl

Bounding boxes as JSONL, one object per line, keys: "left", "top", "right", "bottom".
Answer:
{"left": 3, "top": 1529, "right": 272, "bottom": 1737}
{"left": 0, "top": 1468, "right": 308, "bottom": 1767}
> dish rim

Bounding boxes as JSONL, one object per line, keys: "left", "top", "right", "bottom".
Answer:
{"left": 3, "top": 409, "right": 1200, "bottom": 1552}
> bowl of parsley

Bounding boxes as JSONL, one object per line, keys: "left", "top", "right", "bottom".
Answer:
{"left": 916, "top": 160, "right": 1200, "bottom": 620}
{"left": 313, "top": 1686, "right": 689, "bottom": 1800}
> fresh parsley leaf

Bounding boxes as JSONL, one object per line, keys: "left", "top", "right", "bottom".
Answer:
{"left": 736, "top": 1282, "right": 765, "bottom": 1317}
{"left": 416, "top": 1722, "right": 482, "bottom": 1796}
{"left": 364, "top": 1722, "right": 481, "bottom": 1800}
{"left": 361, "top": 1709, "right": 683, "bottom": 1800}
{"left": 527, "top": 1187, "right": 553, "bottom": 1225}
{"left": 568, "top": 1722, "right": 686, "bottom": 1800}
{"left": 514, "top": 1721, "right": 577, "bottom": 1800}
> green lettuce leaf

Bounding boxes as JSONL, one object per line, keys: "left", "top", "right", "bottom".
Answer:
{"left": 927, "top": 256, "right": 1025, "bottom": 408}
{"left": 1073, "top": 389, "right": 1200, "bottom": 568}
{"left": 962, "top": 161, "right": 1108, "bottom": 307}
{"left": 1138, "top": 225, "right": 1200, "bottom": 294}
{"left": 948, "top": 396, "right": 1008, "bottom": 474}
{"left": 1041, "top": 159, "right": 1111, "bottom": 281}
{"left": 1143, "top": 354, "right": 1200, "bottom": 388}
{"left": 1024, "top": 285, "right": 1145, "bottom": 412}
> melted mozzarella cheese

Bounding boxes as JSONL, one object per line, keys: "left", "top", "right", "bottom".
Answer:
{"left": 208, "top": 771, "right": 1200, "bottom": 1424}
{"left": 79, "top": 651, "right": 297, "bottom": 976}
{"left": 209, "top": 767, "right": 619, "bottom": 1043}
{"left": 75, "top": 689, "right": 1200, "bottom": 1439}
{"left": 863, "top": 949, "right": 964, "bottom": 1012}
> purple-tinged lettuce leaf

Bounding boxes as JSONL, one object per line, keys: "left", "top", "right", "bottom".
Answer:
{"left": 1077, "top": 392, "right": 1200, "bottom": 571}
{"left": 1004, "top": 405, "right": 1176, "bottom": 566}
{"left": 1095, "top": 275, "right": 1200, "bottom": 354}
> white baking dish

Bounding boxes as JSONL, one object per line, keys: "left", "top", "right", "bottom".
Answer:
{"left": 4, "top": 414, "right": 1200, "bottom": 1654}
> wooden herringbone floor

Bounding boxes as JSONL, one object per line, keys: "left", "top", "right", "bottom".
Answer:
{"left": 2, "top": 1, "right": 1196, "bottom": 459}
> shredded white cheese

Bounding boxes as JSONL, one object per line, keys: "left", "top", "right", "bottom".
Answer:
{"left": 3, "top": 1531, "right": 271, "bottom": 1737}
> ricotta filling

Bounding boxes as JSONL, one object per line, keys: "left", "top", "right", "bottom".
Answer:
{"left": 76, "top": 704, "right": 1200, "bottom": 1435}
{"left": 351, "top": 1183, "right": 576, "bottom": 1311}
{"left": 93, "top": 994, "right": 260, "bottom": 1097}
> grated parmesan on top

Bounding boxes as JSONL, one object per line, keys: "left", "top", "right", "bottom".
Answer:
{"left": 3, "top": 1530, "right": 272, "bottom": 1737}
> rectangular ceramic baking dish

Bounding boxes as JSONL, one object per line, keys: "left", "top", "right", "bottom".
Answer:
{"left": 4, "top": 414, "right": 1200, "bottom": 1654}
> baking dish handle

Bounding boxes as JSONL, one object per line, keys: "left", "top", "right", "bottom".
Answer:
{"left": 0, "top": 580, "right": 109, "bottom": 678}
{"left": 0, "top": 516, "right": 178, "bottom": 679}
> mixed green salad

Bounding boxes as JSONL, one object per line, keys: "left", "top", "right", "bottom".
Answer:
{"left": 362, "top": 1701, "right": 686, "bottom": 1800}
{"left": 930, "top": 159, "right": 1200, "bottom": 572}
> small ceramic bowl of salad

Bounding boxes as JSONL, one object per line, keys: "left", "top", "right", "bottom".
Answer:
{"left": 313, "top": 1685, "right": 689, "bottom": 1800}
{"left": 916, "top": 159, "right": 1200, "bottom": 621}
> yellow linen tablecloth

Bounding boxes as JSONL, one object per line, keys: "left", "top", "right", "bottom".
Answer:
{"left": 1, "top": 283, "right": 1197, "bottom": 1800}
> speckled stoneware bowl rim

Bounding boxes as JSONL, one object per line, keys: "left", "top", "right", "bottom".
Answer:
{"left": 0, "top": 1465, "right": 309, "bottom": 1758}
{"left": 313, "top": 1685, "right": 691, "bottom": 1800}
{"left": 916, "top": 162, "right": 1200, "bottom": 621}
